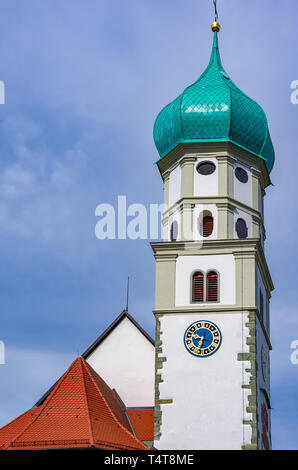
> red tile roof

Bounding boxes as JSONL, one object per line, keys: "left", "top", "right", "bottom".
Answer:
{"left": 126, "top": 409, "right": 154, "bottom": 442}
{"left": 0, "top": 357, "right": 148, "bottom": 450}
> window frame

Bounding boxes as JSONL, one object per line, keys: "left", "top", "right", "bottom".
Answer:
{"left": 190, "top": 269, "right": 220, "bottom": 304}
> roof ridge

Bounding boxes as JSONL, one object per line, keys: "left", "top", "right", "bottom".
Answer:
{"left": 78, "top": 357, "right": 95, "bottom": 447}
{"left": 83, "top": 358, "right": 148, "bottom": 449}
{"left": 82, "top": 310, "right": 154, "bottom": 359}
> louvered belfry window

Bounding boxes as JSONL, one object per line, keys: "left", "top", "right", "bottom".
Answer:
{"left": 206, "top": 271, "right": 218, "bottom": 302}
{"left": 202, "top": 215, "right": 213, "bottom": 237}
{"left": 192, "top": 272, "right": 204, "bottom": 302}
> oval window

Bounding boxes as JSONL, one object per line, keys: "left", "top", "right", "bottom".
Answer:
{"left": 236, "top": 218, "right": 248, "bottom": 239}
{"left": 170, "top": 221, "right": 178, "bottom": 242}
{"left": 235, "top": 167, "right": 248, "bottom": 183}
{"left": 197, "top": 162, "right": 216, "bottom": 176}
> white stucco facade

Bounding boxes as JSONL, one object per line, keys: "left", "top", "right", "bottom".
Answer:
{"left": 233, "top": 207, "right": 252, "bottom": 239}
{"left": 86, "top": 317, "right": 155, "bottom": 407}
{"left": 234, "top": 163, "right": 251, "bottom": 207}
{"left": 194, "top": 157, "right": 218, "bottom": 197}
{"left": 175, "top": 254, "right": 235, "bottom": 306}
{"left": 155, "top": 312, "right": 252, "bottom": 450}
{"left": 193, "top": 204, "right": 218, "bottom": 241}
{"left": 256, "top": 316, "right": 271, "bottom": 449}
{"left": 169, "top": 164, "right": 181, "bottom": 207}
{"left": 168, "top": 210, "right": 181, "bottom": 242}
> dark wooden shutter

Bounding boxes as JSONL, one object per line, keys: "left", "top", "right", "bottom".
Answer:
{"left": 206, "top": 271, "right": 218, "bottom": 302}
{"left": 202, "top": 216, "right": 213, "bottom": 237}
{"left": 192, "top": 272, "right": 204, "bottom": 302}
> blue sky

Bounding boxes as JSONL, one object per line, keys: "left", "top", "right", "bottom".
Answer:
{"left": 0, "top": 0, "right": 297, "bottom": 450}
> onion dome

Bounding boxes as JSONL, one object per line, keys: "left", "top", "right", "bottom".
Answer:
{"left": 153, "top": 25, "right": 275, "bottom": 174}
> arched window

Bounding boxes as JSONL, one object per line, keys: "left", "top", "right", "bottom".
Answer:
{"left": 236, "top": 218, "right": 248, "bottom": 239}
{"left": 192, "top": 272, "right": 204, "bottom": 302}
{"left": 170, "top": 221, "right": 178, "bottom": 242}
{"left": 206, "top": 271, "right": 218, "bottom": 302}
{"left": 199, "top": 211, "right": 214, "bottom": 238}
{"left": 202, "top": 215, "right": 213, "bottom": 237}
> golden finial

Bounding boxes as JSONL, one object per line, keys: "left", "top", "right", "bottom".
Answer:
{"left": 211, "top": 21, "right": 221, "bottom": 32}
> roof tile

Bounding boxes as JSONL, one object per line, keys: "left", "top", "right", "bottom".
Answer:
{"left": 0, "top": 357, "right": 148, "bottom": 450}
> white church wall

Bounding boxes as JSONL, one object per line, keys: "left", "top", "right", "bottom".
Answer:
{"left": 258, "top": 182, "right": 264, "bottom": 219}
{"left": 256, "top": 316, "right": 271, "bottom": 449}
{"left": 256, "top": 267, "right": 267, "bottom": 329}
{"left": 233, "top": 208, "right": 252, "bottom": 239}
{"left": 156, "top": 312, "right": 252, "bottom": 450}
{"left": 193, "top": 204, "right": 218, "bottom": 241}
{"left": 168, "top": 164, "right": 181, "bottom": 207}
{"left": 168, "top": 210, "right": 181, "bottom": 242}
{"left": 86, "top": 317, "right": 155, "bottom": 407}
{"left": 175, "top": 254, "right": 235, "bottom": 306}
{"left": 194, "top": 157, "right": 218, "bottom": 197}
{"left": 234, "top": 162, "right": 251, "bottom": 207}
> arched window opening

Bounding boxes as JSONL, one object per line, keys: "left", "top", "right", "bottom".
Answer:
{"left": 236, "top": 218, "right": 248, "bottom": 239}
{"left": 202, "top": 215, "right": 213, "bottom": 237}
{"left": 170, "top": 221, "right": 178, "bottom": 242}
{"left": 192, "top": 272, "right": 204, "bottom": 302}
{"left": 199, "top": 211, "right": 214, "bottom": 237}
{"left": 206, "top": 271, "right": 218, "bottom": 302}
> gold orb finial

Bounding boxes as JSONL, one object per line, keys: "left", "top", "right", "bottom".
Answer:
{"left": 211, "top": 21, "right": 221, "bottom": 32}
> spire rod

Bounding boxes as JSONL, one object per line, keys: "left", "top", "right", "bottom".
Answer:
{"left": 211, "top": 0, "right": 221, "bottom": 33}
{"left": 213, "top": 0, "right": 218, "bottom": 22}
{"left": 126, "top": 276, "right": 130, "bottom": 312}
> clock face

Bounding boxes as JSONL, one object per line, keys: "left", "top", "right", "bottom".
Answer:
{"left": 261, "top": 346, "right": 268, "bottom": 380}
{"left": 184, "top": 320, "right": 222, "bottom": 358}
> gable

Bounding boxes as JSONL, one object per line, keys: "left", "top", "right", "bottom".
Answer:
{"left": 84, "top": 314, "right": 155, "bottom": 407}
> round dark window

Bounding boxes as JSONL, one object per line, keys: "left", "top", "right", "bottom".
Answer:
{"left": 197, "top": 161, "right": 216, "bottom": 176}
{"left": 235, "top": 167, "right": 248, "bottom": 183}
{"left": 170, "top": 221, "right": 178, "bottom": 242}
{"left": 236, "top": 218, "right": 248, "bottom": 239}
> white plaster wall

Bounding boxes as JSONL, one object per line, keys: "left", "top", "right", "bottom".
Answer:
{"left": 256, "top": 267, "right": 267, "bottom": 329}
{"left": 168, "top": 210, "right": 181, "bottom": 242}
{"left": 169, "top": 164, "right": 181, "bottom": 207}
{"left": 234, "top": 163, "right": 251, "bottom": 207}
{"left": 194, "top": 157, "right": 218, "bottom": 197}
{"left": 193, "top": 204, "right": 218, "bottom": 241}
{"left": 233, "top": 208, "right": 252, "bottom": 239}
{"left": 175, "top": 254, "right": 235, "bottom": 306}
{"left": 258, "top": 182, "right": 264, "bottom": 219}
{"left": 86, "top": 317, "right": 155, "bottom": 407}
{"left": 256, "top": 317, "right": 271, "bottom": 449}
{"left": 155, "top": 312, "right": 252, "bottom": 450}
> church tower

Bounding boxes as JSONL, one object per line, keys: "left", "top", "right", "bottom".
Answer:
{"left": 151, "top": 20, "right": 274, "bottom": 450}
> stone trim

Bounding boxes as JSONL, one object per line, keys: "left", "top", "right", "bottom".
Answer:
{"left": 154, "top": 315, "right": 173, "bottom": 443}
{"left": 238, "top": 312, "right": 258, "bottom": 450}
{"left": 151, "top": 239, "right": 274, "bottom": 293}
{"left": 156, "top": 142, "right": 271, "bottom": 188}
{"left": 162, "top": 195, "right": 263, "bottom": 220}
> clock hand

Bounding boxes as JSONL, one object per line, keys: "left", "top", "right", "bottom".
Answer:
{"left": 193, "top": 334, "right": 204, "bottom": 349}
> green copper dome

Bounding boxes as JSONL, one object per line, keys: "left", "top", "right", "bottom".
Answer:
{"left": 153, "top": 31, "right": 275, "bottom": 174}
